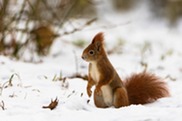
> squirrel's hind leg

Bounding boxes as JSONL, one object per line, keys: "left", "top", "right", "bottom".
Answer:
{"left": 113, "top": 87, "right": 129, "bottom": 108}
{"left": 94, "top": 89, "right": 108, "bottom": 108}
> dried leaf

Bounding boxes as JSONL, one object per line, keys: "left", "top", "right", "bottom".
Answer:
{"left": 69, "top": 73, "right": 88, "bottom": 81}
{"left": 42, "top": 98, "right": 59, "bottom": 110}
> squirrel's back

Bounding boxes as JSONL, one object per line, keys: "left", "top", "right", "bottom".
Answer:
{"left": 124, "top": 72, "right": 169, "bottom": 105}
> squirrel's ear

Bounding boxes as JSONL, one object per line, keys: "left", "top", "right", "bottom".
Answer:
{"left": 91, "top": 32, "right": 104, "bottom": 51}
{"left": 91, "top": 32, "right": 104, "bottom": 44}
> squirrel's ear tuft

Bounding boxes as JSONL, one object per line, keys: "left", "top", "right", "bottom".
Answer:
{"left": 91, "top": 32, "right": 104, "bottom": 44}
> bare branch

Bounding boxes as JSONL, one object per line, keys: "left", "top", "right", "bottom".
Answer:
{"left": 60, "top": 18, "right": 97, "bottom": 36}
{"left": 0, "top": 100, "right": 5, "bottom": 110}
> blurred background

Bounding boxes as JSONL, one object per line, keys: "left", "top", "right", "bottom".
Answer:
{"left": 0, "top": 0, "right": 182, "bottom": 60}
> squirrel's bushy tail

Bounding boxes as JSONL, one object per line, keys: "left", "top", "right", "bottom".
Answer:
{"left": 124, "top": 72, "right": 169, "bottom": 105}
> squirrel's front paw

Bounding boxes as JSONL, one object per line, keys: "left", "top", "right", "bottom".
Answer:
{"left": 87, "top": 88, "right": 92, "bottom": 97}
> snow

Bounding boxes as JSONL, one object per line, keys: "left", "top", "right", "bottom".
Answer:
{"left": 1, "top": 1, "right": 182, "bottom": 121}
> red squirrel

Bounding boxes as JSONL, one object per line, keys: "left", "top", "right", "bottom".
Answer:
{"left": 82, "top": 32, "right": 169, "bottom": 108}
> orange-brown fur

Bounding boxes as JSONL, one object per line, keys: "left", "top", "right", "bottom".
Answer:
{"left": 82, "top": 32, "right": 169, "bottom": 108}
{"left": 124, "top": 72, "right": 169, "bottom": 105}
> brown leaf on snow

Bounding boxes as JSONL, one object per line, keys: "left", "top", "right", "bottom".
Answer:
{"left": 42, "top": 98, "right": 59, "bottom": 110}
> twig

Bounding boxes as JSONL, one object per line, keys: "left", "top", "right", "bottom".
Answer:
{"left": 0, "top": 100, "right": 5, "bottom": 110}
{"left": 59, "top": 0, "right": 78, "bottom": 28}
{"left": 67, "top": 90, "right": 75, "bottom": 98}
{"left": 0, "top": 73, "right": 21, "bottom": 95}
{"left": 41, "top": 0, "right": 61, "bottom": 22}
{"left": 15, "top": 0, "right": 27, "bottom": 26}
{"left": 68, "top": 73, "right": 88, "bottom": 81}
{"left": 165, "top": 74, "right": 176, "bottom": 81}
{"left": 140, "top": 61, "right": 148, "bottom": 72}
{"left": 84, "top": 21, "right": 131, "bottom": 31}
{"left": 60, "top": 18, "right": 97, "bottom": 36}
{"left": 7, "top": 18, "right": 96, "bottom": 39}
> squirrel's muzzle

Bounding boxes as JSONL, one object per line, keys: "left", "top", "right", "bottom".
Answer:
{"left": 82, "top": 54, "right": 87, "bottom": 60}
{"left": 82, "top": 55, "right": 85, "bottom": 60}
{"left": 82, "top": 53, "right": 89, "bottom": 61}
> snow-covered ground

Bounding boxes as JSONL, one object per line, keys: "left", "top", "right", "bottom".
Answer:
{"left": 1, "top": 1, "right": 182, "bottom": 121}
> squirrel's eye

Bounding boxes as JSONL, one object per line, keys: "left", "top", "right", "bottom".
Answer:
{"left": 89, "top": 50, "right": 94, "bottom": 55}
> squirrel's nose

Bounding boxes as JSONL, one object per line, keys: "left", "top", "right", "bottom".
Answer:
{"left": 82, "top": 54, "right": 87, "bottom": 60}
{"left": 82, "top": 55, "right": 85, "bottom": 60}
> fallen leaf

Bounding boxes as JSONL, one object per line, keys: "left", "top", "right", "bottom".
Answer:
{"left": 42, "top": 98, "right": 59, "bottom": 110}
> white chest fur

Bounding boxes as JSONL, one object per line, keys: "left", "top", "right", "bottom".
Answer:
{"left": 90, "top": 62, "right": 100, "bottom": 83}
{"left": 101, "top": 85, "right": 113, "bottom": 106}
{"left": 90, "top": 62, "right": 113, "bottom": 106}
